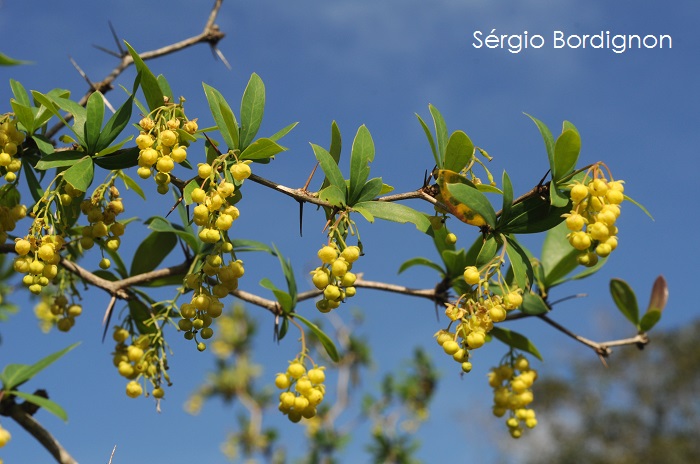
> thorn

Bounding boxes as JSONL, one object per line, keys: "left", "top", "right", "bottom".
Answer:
{"left": 101, "top": 295, "right": 117, "bottom": 342}
{"left": 212, "top": 46, "right": 232, "bottom": 70}
{"left": 69, "top": 56, "right": 95, "bottom": 90}
{"left": 92, "top": 44, "right": 122, "bottom": 58}
{"left": 304, "top": 162, "right": 319, "bottom": 191}
{"left": 298, "top": 200, "right": 304, "bottom": 237}
{"left": 109, "top": 21, "right": 125, "bottom": 56}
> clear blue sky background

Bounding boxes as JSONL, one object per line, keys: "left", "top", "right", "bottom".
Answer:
{"left": 1, "top": 1, "right": 697, "bottom": 463}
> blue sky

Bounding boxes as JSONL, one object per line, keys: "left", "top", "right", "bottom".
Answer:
{"left": 1, "top": 1, "right": 697, "bottom": 463}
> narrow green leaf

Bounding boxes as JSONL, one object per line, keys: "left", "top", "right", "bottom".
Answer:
{"left": 352, "top": 201, "right": 432, "bottom": 233}
{"left": 96, "top": 95, "right": 134, "bottom": 152}
{"left": 519, "top": 292, "right": 550, "bottom": 315}
{"left": 499, "top": 170, "right": 514, "bottom": 226}
{"left": 230, "top": 239, "right": 275, "bottom": 254}
{"left": 34, "top": 150, "right": 85, "bottom": 170}
{"left": 445, "top": 183, "right": 497, "bottom": 229}
{"left": 269, "top": 122, "right": 298, "bottom": 142}
{"left": 319, "top": 185, "right": 348, "bottom": 208}
{"left": 348, "top": 125, "right": 375, "bottom": 205}
{"left": 444, "top": 130, "right": 474, "bottom": 173}
{"left": 639, "top": 311, "right": 662, "bottom": 332}
{"left": 525, "top": 113, "right": 555, "bottom": 174}
{"left": 274, "top": 244, "right": 298, "bottom": 311}
{"left": 505, "top": 235, "right": 534, "bottom": 291}
{"left": 93, "top": 147, "right": 140, "bottom": 170}
{"left": 429, "top": 104, "right": 448, "bottom": 165}
{"left": 22, "top": 161, "right": 43, "bottom": 203}
{"left": 239, "top": 73, "right": 265, "bottom": 150}
{"left": 0, "top": 52, "right": 30, "bottom": 66}
{"left": 500, "top": 194, "right": 569, "bottom": 234}
{"left": 0, "top": 343, "right": 79, "bottom": 390}
{"left": 10, "top": 100, "right": 35, "bottom": 134}
{"left": 311, "top": 143, "right": 346, "bottom": 201}
{"left": 10, "top": 79, "right": 31, "bottom": 106}
{"left": 294, "top": 314, "right": 340, "bottom": 362}
{"left": 124, "top": 42, "right": 164, "bottom": 111}
{"left": 398, "top": 257, "right": 445, "bottom": 276}
{"left": 240, "top": 138, "right": 286, "bottom": 160}
{"left": 63, "top": 157, "right": 94, "bottom": 192}
{"left": 260, "top": 278, "right": 293, "bottom": 314}
{"left": 128, "top": 299, "right": 156, "bottom": 334}
{"left": 156, "top": 74, "right": 173, "bottom": 101}
{"left": 624, "top": 194, "right": 654, "bottom": 220}
{"left": 84, "top": 91, "right": 105, "bottom": 153}
{"left": 415, "top": 113, "right": 439, "bottom": 167}
{"left": 355, "top": 177, "right": 383, "bottom": 203}
{"left": 490, "top": 327, "right": 543, "bottom": 361}
{"left": 476, "top": 236, "right": 498, "bottom": 267}
{"left": 203, "top": 82, "right": 239, "bottom": 150}
{"left": 320, "top": 121, "right": 342, "bottom": 191}
{"left": 130, "top": 232, "right": 177, "bottom": 276}
{"left": 11, "top": 391, "right": 68, "bottom": 422}
{"left": 118, "top": 171, "right": 146, "bottom": 200}
{"left": 610, "top": 278, "right": 639, "bottom": 326}
{"left": 552, "top": 129, "right": 581, "bottom": 182}
{"left": 31, "top": 91, "right": 84, "bottom": 146}
{"left": 52, "top": 96, "right": 87, "bottom": 143}
{"left": 146, "top": 216, "right": 199, "bottom": 253}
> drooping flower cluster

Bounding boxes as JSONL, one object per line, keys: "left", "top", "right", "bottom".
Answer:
{"left": 564, "top": 164, "right": 625, "bottom": 267}
{"left": 275, "top": 358, "right": 327, "bottom": 423}
{"left": 112, "top": 328, "right": 170, "bottom": 400}
{"left": 435, "top": 265, "right": 522, "bottom": 373}
{"left": 34, "top": 294, "right": 82, "bottom": 333}
{"left": 77, "top": 183, "right": 126, "bottom": 270}
{"left": 0, "top": 114, "right": 25, "bottom": 184}
{"left": 488, "top": 354, "right": 538, "bottom": 438}
{"left": 135, "top": 100, "right": 198, "bottom": 194}
{"left": 312, "top": 242, "right": 360, "bottom": 313}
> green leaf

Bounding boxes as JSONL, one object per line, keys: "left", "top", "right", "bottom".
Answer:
{"left": 610, "top": 278, "right": 639, "bottom": 326}
{"left": 203, "top": 82, "right": 239, "bottom": 150}
{"left": 269, "top": 122, "right": 298, "bottom": 142}
{"left": 294, "top": 314, "right": 340, "bottom": 362}
{"left": 624, "top": 194, "right": 654, "bottom": 220}
{"left": 541, "top": 221, "right": 581, "bottom": 288}
{"left": 10, "top": 100, "right": 35, "bottom": 134}
{"left": 84, "top": 91, "right": 105, "bottom": 153}
{"left": 63, "top": 157, "right": 94, "bottom": 192}
{"left": 0, "top": 52, "right": 30, "bottom": 66}
{"left": 499, "top": 194, "right": 570, "bottom": 234}
{"left": 525, "top": 113, "right": 554, "bottom": 174}
{"left": 398, "top": 257, "right": 445, "bottom": 276}
{"left": 146, "top": 216, "right": 199, "bottom": 253}
{"left": 476, "top": 235, "right": 498, "bottom": 267}
{"left": 273, "top": 243, "right": 297, "bottom": 312}
{"left": 118, "top": 171, "right": 146, "bottom": 200}
{"left": 0, "top": 343, "right": 79, "bottom": 391}
{"left": 348, "top": 125, "right": 375, "bottom": 205}
{"left": 34, "top": 150, "right": 85, "bottom": 170}
{"left": 499, "top": 170, "right": 514, "bottom": 226}
{"left": 490, "top": 327, "right": 542, "bottom": 361}
{"left": 318, "top": 185, "right": 346, "bottom": 207}
{"left": 552, "top": 129, "right": 581, "bottom": 182}
{"left": 519, "top": 292, "right": 550, "bottom": 315}
{"left": 156, "top": 74, "right": 173, "bottom": 101}
{"left": 355, "top": 177, "right": 384, "bottom": 203}
{"left": 260, "top": 278, "right": 294, "bottom": 314}
{"left": 240, "top": 137, "right": 286, "bottom": 161}
{"left": 311, "top": 143, "right": 346, "bottom": 201}
{"left": 124, "top": 42, "right": 164, "bottom": 111}
{"left": 429, "top": 104, "right": 448, "bottom": 165}
{"left": 443, "top": 130, "right": 474, "bottom": 173}
{"left": 22, "top": 161, "right": 43, "bottom": 202}
{"left": 549, "top": 181, "right": 570, "bottom": 207}
{"left": 10, "top": 79, "right": 31, "bottom": 106}
{"left": 130, "top": 231, "right": 177, "bottom": 276}
{"left": 96, "top": 94, "right": 134, "bottom": 153}
{"left": 416, "top": 113, "right": 439, "bottom": 167}
{"left": 231, "top": 239, "right": 275, "bottom": 254}
{"left": 93, "top": 147, "right": 140, "bottom": 170}
{"left": 445, "top": 183, "right": 497, "bottom": 229}
{"left": 31, "top": 91, "right": 85, "bottom": 146}
{"left": 239, "top": 73, "right": 265, "bottom": 150}
{"left": 10, "top": 391, "right": 68, "bottom": 422}
{"left": 352, "top": 201, "right": 432, "bottom": 233}
{"left": 639, "top": 276, "right": 668, "bottom": 331}
{"left": 505, "top": 235, "right": 534, "bottom": 291}
{"left": 128, "top": 299, "right": 156, "bottom": 334}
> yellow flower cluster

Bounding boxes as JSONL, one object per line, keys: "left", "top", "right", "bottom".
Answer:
{"left": 78, "top": 184, "right": 126, "bottom": 269}
{"left": 564, "top": 166, "right": 625, "bottom": 267}
{"left": 112, "top": 328, "right": 169, "bottom": 400}
{"left": 312, "top": 243, "right": 360, "bottom": 313}
{"left": 488, "top": 355, "right": 538, "bottom": 438}
{"left": 275, "top": 359, "right": 326, "bottom": 423}
{"left": 14, "top": 233, "right": 64, "bottom": 294}
{"left": 34, "top": 294, "right": 82, "bottom": 333}
{"left": 0, "top": 115, "right": 25, "bottom": 183}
